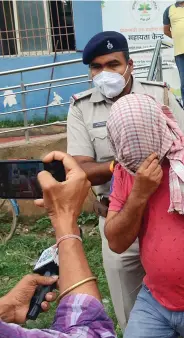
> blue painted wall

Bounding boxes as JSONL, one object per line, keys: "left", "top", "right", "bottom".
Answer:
{"left": 0, "top": 1, "right": 103, "bottom": 122}
{"left": 73, "top": 1, "right": 103, "bottom": 50}
{"left": 0, "top": 53, "right": 88, "bottom": 122}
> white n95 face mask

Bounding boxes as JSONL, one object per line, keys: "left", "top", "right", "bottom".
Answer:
{"left": 93, "top": 67, "right": 129, "bottom": 99}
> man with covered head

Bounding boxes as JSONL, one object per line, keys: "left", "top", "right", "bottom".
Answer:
{"left": 106, "top": 93, "right": 184, "bottom": 337}
{"left": 67, "top": 30, "right": 184, "bottom": 330}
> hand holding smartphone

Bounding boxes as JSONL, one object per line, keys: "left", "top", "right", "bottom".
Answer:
{"left": 0, "top": 160, "right": 66, "bottom": 199}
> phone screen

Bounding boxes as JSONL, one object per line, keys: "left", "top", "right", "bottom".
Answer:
{"left": 0, "top": 160, "right": 65, "bottom": 199}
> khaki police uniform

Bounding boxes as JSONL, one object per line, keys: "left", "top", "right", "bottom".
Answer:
{"left": 67, "top": 78, "right": 184, "bottom": 330}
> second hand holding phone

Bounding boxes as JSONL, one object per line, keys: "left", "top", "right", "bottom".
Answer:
{"left": 27, "top": 246, "right": 59, "bottom": 320}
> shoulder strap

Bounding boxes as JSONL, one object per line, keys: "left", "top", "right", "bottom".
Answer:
{"left": 72, "top": 88, "right": 94, "bottom": 101}
{"left": 163, "top": 86, "right": 169, "bottom": 106}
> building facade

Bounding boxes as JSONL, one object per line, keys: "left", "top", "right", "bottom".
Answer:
{"left": 0, "top": 0, "right": 180, "bottom": 123}
{"left": 0, "top": 0, "right": 102, "bottom": 122}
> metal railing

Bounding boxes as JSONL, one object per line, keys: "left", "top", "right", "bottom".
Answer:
{"left": 0, "top": 41, "right": 171, "bottom": 76}
{"left": 134, "top": 62, "right": 176, "bottom": 79}
{"left": 147, "top": 39, "right": 163, "bottom": 81}
{"left": 0, "top": 40, "right": 173, "bottom": 142}
{"left": 0, "top": 59, "right": 87, "bottom": 142}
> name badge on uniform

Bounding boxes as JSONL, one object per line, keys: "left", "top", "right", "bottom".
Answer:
{"left": 93, "top": 121, "right": 107, "bottom": 128}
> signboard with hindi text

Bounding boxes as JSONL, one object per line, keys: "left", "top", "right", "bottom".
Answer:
{"left": 101, "top": 0, "right": 180, "bottom": 96}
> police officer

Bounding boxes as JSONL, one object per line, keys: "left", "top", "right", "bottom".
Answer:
{"left": 67, "top": 31, "right": 184, "bottom": 330}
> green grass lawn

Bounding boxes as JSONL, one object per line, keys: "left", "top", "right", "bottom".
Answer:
{"left": 0, "top": 216, "right": 122, "bottom": 337}
{"left": 0, "top": 115, "right": 67, "bottom": 128}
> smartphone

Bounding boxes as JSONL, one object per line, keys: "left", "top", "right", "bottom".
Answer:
{"left": 0, "top": 160, "right": 66, "bottom": 199}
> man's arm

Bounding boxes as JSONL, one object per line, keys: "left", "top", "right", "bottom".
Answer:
{"left": 0, "top": 152, "right": 116, "bottom": 338}
{"left": 164, "top": 25, "right": 172, "bottom": 38}
{"left": 163, "top": 6, "right": 172, "bottom": 38}
{"left": 105, "top": 154, "right": 163, "bottom": 254}
{"left": 67, "top": 104, "right": 112, "bottom": 186}
{"left": 74, "top": 156, "right": 112, "bottom": 186}
{"left": 105, "top": 195, "right": 148, "bottom": 254}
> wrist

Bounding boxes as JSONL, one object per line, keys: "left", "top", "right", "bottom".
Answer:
{"left": 51, "top": 212, "right": 76, "bottom": 227}
{"left": 0, "top": 296, "right": 14, "bottom": 323}
{"left": 130, "top": 189, "right": 149, "bottom": 204}
{"left": 52, "top": 214, "right": 80, "bottom": 240}
{"left": 56, "top": 227, "right": 80, "bottom": 241}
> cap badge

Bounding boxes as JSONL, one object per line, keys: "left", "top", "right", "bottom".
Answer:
{"left": 107, "top": 40, "right": 113, "bottom": 50}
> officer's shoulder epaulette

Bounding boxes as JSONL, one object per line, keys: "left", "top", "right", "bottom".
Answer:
{"left": 70, "top": 88, "right": 95, "bottom": 104}
{"left": 140, "top": 80, "right": 169, "bottom": 88}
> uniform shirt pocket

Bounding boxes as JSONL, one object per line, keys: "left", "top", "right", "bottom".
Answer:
{"left": 89, "top": 127, "right": 113, "bottom": 162}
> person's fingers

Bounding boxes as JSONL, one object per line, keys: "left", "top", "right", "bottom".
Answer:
{"left": 45, "top": 292, "right": 57, "bottom": 302}
{"left": 155, "top": 170, "right": 163, "bottom": 182}
{"left": 30, "top": 274, "right": 58, "bottom": 287}
{"left": 34, "top": 199, "right": 44, "bottom": 207}
{"left": 151, "top": 165, "right": 162, "bottom": 177}
{"left": 37, "top": 171, "right": 57, "bottom": 191}
{"left": 65, "top": 168, "right": 89, "bottom": 183}
{"left": 43, "top": 151, "right": 65, "bottom": 163}
{"left": 41, "top": 301, "right": 50, "bottom": 312}
{"left": 139, "top": 153, "right": 158, "bottom": 171}
{"left": 43, "top": 151, "right": 80, "bottom": 172}
{"left": 146, "top": 159, "right": 159, "bottom": 174}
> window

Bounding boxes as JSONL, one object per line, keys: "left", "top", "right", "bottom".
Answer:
{"left": 0, "top": 0, "right": 75, "bottom": 57}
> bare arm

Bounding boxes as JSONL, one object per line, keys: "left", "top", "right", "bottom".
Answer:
{"left": 105, "top": 153, "right": 163, "bottom": 254}
{"left": 74, "top": 155, "right": 112, "bottom": 186}
{"left": 164, "top": 24, "right": 172, "bottom": 38}
{"left": 0, "top": 152, "right": 106, "bottom": 327}
{"left": 57, "top": 224, "right": 101, "bottom": 300}
{"left": 38, "top": 151, "right": 101, "bottom": 300}
{"left": 163, "top": 7, "right": 172, "bottom": 38}
{"left": 105, "top": 194, "right": 147, "bottom": 254}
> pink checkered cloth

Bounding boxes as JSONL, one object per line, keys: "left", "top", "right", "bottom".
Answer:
{"left": 107, "top": 93, "right": 184, "bottom": 214}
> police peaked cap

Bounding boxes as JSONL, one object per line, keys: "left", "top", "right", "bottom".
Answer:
{"left": 83, "top": 31, "right": 129, "bottom": 65}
